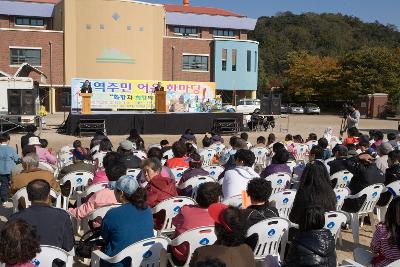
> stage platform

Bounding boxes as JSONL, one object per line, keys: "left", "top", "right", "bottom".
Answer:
{"left": 64, "top": 112, "right": 243, "bottom": 135}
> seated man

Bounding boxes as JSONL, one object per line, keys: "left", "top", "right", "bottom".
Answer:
{"left": 10, "top": 179, "right": 74, "bottom": 252}
{"left": 328, "top": 145, "right": 349, "bottom": 176}
{"left": 243, "top": 178, "right": 279, "bottom": 250}
{"left": 11, "top": 153, "right": 60, "bottom": 201}
{"left": 57, "top": 152, "right": 96, "bottom": 180}
{"left": 171, "top": 182, "right": 221, "bottom": 264}
{"left": 117, "top": 140, "right": 141, "bottom": 169}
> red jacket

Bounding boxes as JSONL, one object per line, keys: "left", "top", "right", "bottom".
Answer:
{"left": 146, "top": 174, "right": 178, "bottom": 208}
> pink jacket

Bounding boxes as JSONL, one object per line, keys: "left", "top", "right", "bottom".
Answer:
{"left": 68, "top": 188, "right": 118, "bottom": 220}
{"left": 35, "top": 146, "right": 57, "bottom": 165}
{"left": 92, "top": 170, "right": 109, "bottom": 185}
{"left": 7, "top": 263, "right": 35, "bottom": 267}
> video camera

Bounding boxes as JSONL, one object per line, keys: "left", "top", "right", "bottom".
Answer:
{"left": 341, "top": 103, "right": 352, "bottom": 119}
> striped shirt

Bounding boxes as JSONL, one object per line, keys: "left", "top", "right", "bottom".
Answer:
{"left": 371, "top": 224, "right": 400, "bottom": 267}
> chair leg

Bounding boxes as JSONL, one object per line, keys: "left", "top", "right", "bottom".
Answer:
{"left": 338, "top": 230, "right": 343, "bottom": 247}
{"left": 377, "top": 207, "right": 387, "bottom": 223}
{"left": 351, "top": 213, "right": 360, "bottom": 244}
{"left": 368, "top": 212, "right": 377, "bottom": 231}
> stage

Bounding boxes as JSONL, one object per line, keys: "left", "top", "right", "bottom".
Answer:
{"left": 64, "top": 112, "right": 243, "bottom": 135}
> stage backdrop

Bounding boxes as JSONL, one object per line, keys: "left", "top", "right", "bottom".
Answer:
{"left": 71, "top": 78, "right": 216, "bottom": 112}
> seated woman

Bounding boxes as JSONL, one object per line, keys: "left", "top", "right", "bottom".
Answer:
{"left": 101, "top": 175, "right": 154, "bottom": 267}
{"left": 189, "top": 204, "right": 256, "bottom": 267}
{"left": 171, "top": 182, "right": 222, "bottom": 264}
{"left": 0, "top": 219, "right": 41, "bottom": 267}
{"left": 178, "top": 153, "right": 209, "bottom": 196}
{"left": 166, "top": 141, "right": 189, "bottom": 168}
{"left": 260, "top": 148, "right": 291, "bottom": 178}
{"left": 92, "top": 138, "right": 112, "bottom": 169}
{"left": 283, "top": 206, "right": 336, "bottom": 267}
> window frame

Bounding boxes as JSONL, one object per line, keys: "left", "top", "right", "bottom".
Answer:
{"left": 182, "top": 54, "right": 209, "bottom": 72}
{"left": 247, "top": 50, "right": 252, "bottom": 72}
{"left": 9, "top": 47, "right": 42, "bottom": 67}
{"left": 213, "top": 28, "right": 236, "bottom": 38}
{"left": 15, "top": 16, "right": 45, "bottom": 27}
{"left": 173, "top": 26, "right": 199, "bottom": 37}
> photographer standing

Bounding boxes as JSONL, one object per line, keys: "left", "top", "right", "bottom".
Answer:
{"left": 346, "top": 103, "right": 360, "bottom": 130}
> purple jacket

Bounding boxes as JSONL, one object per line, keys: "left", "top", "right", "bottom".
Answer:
{"left": 260, "top": 164, "right": 291, "bottom": 178}
{"left": 178, "top": 168, "right": 210, "bottom": 196}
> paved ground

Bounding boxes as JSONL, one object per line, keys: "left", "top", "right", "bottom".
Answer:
{"left": 1, "top": 112, "right": 398, "bottom": 265}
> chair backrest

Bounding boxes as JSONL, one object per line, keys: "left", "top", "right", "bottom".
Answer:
{"left": 265, "top": 172, "right": 291, "bottom": 194}
{"left": 353, "top": 184, "right": 385, "bottom": 214}
{"left": 251, "top": 147, "right": 269, "bottom": 167}
{"left": 324, "top": 211, "right": 347, "bottom": 242}
{"left": 334, "top": 187, "right": 350, "bottom": 211}
{"left": 57, "top": 151, "right": 74, "bottom": 168}
{"left": 91, "top": 237, "right": 170, "bottom": 267}
{"left": 200, "top": 149, "right": 217, "bottom": 167}
{"left": 126, "top": 168, "right": 141, "bottom": 178}
{"left": 386, "top": 180, "right": 400, "bottom": 197}
{"left": 286, "top": 161, "right": 296, "bottom": 173}
{"left": 210, "top": 143, "right": 226, "bottom": 156}
{"left": 325, "top": 157, "right": 335, "bottom": 165}
{"left": 171, "top": 226, "right": 217, "bottom": 266}
{"left": 306, "top": 140, "right": 318, "bottom": 150}
{"left": 203, "top": 165, "right": 224, "bottom": 180}
{"left": 222, "top": 194, "right": 243, "bottom": 208}
{"left": 133, "top": 150, "right": 147, "bottom": 160}
{"left": 87, "top": 204, "right": 121, "bottom": 221}
{"left": 38, "top": 161, "right": 55, "bottom": 172}
{"left": 269, "top": 189, "right": 297, "bottom": 219}
{"left": 31, "top": 245, "right": 72, "bottom": 267}
{"left": 293, "top": 144, "right": 309, "bottom": 161}
{"left": 171, "top": 167, "right": 188, "bottom": 185}
{"left": 12, "top": 188, "right": 61, "bottom": 213}
{"left": 246, "top": 218, "right": 289, "bottom": 260}
{"left": 59, "top": 171, "right": 94, "bottom": 197}
{"left": 152, "top": 197, "right": 196, "bottom": 233}
{"left": 163, "top": 149, "right": 174, "bottom": 160}
{"left": 82, "top": 182, "right": 109, "bottom": 198}
{"left": 178, "top": 176, "right": 216, "bottom": 198}
{"left": 330, "top": 170, "right": 353, "bottom": 188}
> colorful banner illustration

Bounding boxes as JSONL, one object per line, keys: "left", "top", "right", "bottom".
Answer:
{"left": 71, "top": 78, "right": 216, "bottom": 112}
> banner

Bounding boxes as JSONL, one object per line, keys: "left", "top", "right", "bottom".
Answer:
{"left": 71, "top": 78, "right": 216, "bottom": 112}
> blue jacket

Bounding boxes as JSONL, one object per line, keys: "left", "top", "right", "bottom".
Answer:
{"left": 101, "top": 203, "right": 154, "bottom": 267}
{"left": 0, "top": 144, "right": 20, "bottom": 175}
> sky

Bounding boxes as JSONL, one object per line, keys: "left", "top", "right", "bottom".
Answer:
{"left": 145, "top": 0, "right": 400, "bottom": 30}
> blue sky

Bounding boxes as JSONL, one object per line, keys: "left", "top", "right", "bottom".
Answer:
{"left": 145, "top": 0, "right": 400, "bottom": 29}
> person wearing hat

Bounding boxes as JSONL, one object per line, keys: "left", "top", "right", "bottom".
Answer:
{"left": 376, "top": 142, "right": 393, "bottom": 173}
{"left": 189, "top": 203, "right": 256, "bottom": 267}
{"left": 116, "top": 140, "right": 141, "bottom": 169}
{"left": 327, "top": 145, "right": 349, "bottom": 176}
{"left": 28, "top": 136, "right": 57, "bottom": 166}
{"left": 101, "top": 175, "right": 154, "bottom": 267}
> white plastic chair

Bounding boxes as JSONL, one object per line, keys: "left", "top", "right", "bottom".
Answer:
{"left": 80, "top": 204, "right": 121, "bottom": 233}
{"left": 246, "top": 218, "right": 290, "bottom": 261}
{"left": 133, "top": 150, "right": 147, "bottom": 160}
{"left": 251, "top": 147, "right": 269, "bottom": 168}
{"left": 286, "top": 160, "right": 296, "bottom": 173}
{"left": 265, "top": 172, "right": 291, "bottom": 194}
{"left": 306, "top": 140, "right": 318, "bottom": 150}
{"left": 324, "top": 211, "right": 347, "bottom": 246}
{"left": 334, "top": 187, "right": 350, "bottom": 211}
{"left": 76, "top": 182, "right": 109, "bottom": 207}
{"left": 210, "top": 143, "right": 225, "bottom": 156}
{"left": 57, "top": 151, "right": 74, "bottom": 169}
{"left": 38, "top": 161, "right": 55, "bottom": 173}
{"left": 222, "top": 194, "right": 243, "bottom": 208}
{"left": 178, "top": 175, "right": 216, "bottom": 198}
{"left": 293, "top": 144, "right": 309, "bottom": 161}
{"left": 200, "top": 149, "right": 217, "bottom": 167}
{"left": 171, "top": 167, "right": 188, "bottom": 185}
{"left": 168, "top": 226, "right": 216, "bottom": 267}
{"left": 341, "top": 259, "right": 367, "bottom": 267}
{"left": 331, "top": 170, "right": 353, "bottom": 188}
{"left": 91, "top": 237, "right": 170, "bottom": 267}
{"left": 203, "top": 165, "right": 224, "bottom": 180}
{"left": 31, "top": 245, "right": 73, "bottom": 267}
{"left": 12, "top": 187, "right": 62, "bottom": 213}
{"left": 152, "top": 197, "right": 196, "bottom": 235}
{"left": 126, "top": 168, "right": 141, "bottom": 178}
{"left": 346, "top": 183, "right": 385, "bottom": 244}
{"left": 59, "top": 171, "right": 94, "bottom": 209}
{"left": 325, "top": 157, "right": 335, "bottom": 165}
{"left": 376, "top": 180, "right": 400, "bottom": 222}
{"left": 269, "top": 189, "right": 296, "bottom": 219}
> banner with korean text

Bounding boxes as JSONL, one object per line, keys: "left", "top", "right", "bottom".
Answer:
{"left": 71, "top": 78, "right": 216, "bottom": 112}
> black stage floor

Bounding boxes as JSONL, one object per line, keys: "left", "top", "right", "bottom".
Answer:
{"left": 65, "top": 112, "right": 243, "bottom": 135}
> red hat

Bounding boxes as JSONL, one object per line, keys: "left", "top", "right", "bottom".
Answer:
{"left": 208, "top": 203, "right": 232, "bottom": 232}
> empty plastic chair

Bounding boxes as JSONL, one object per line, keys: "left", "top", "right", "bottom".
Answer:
{"left": 330, "top": 170, "right": 353, "bottom": 188}
{"left": 324, "top": 211, "right": 347, "bottom": 246}
{"left": 200, "top": 149, "right": 217, "bottom": 167}
{"left": 334, "top": 187, "right": 350, "bottom": 211}
{"left": 265, "top": 172, "right": 291, "bottom": 194}
{"left": 269, "top": 189, "right": 296, "bottom": 219}
{"left": 31, "top": 245, "right": 73, "bottom": 267}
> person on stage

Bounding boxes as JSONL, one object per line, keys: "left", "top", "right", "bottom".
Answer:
{"left": 81, "top": 80, "right": 93, "bottom": 94}
{"left": 155, "top": 82, "right": 164, "bottom": 92}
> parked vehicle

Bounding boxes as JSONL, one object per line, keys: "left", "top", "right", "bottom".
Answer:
{"left": 304, "top": 103, "right": 321, "bottom": 115}
{"left": 281, "top": 103, "right": 289, "bottom": 114}
{"left": 224, "top": 99, "right": 260, "bottom": 114}
{"left": 288, "top": 103, "right": 304, "bottom": 114}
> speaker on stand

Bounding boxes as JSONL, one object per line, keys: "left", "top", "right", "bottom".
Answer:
{"left": 260, "top": 91, "right": 281, "bottom": 115}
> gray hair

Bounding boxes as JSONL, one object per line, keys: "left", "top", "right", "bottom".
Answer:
{"left": 22, "top": 153, "right": 40, "bottom": 168}
{"left": 142, "top": 157, "right": 162, "bottom": 172}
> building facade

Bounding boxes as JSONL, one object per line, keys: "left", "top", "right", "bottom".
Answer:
{"left": 0, "top": 0, "right": 259, "bottom": 112}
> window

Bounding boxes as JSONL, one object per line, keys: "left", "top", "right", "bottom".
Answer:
{"left": 254, "top": 51, "right": 257, "bottom": 72}
{"left": 183, "top": 55, "right": 208, "bottom": 71}
{"left": 222, "top": 49, "right": 227, "bottom": 71}
{"left": 174, "top": 26, "right": 198, "bottom": 35}
{"left": 213, "top": 28, "right": 235, "bottom": 37}
{"left": 15, "top": 17, "right": 44, "bottom": 26}
{"left": 232, "top": 49, "right": 237, "bottom": 71}
{"left": 10, "top": 48, "right": 41, "bottom": 66}
{"left": 247, "top": 50, "right": 251, "bottom": 72}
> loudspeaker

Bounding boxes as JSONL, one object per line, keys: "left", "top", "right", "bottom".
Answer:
{"left": 7, "top": 89, "right": 36, "bottom": 115}
{"left": 260, "top": 92, "right": 281, "bottom": 115}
